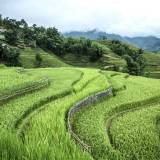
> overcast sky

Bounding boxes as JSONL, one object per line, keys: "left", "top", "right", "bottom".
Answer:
{"left": 1, "top": 0, "right": 160, "bottom": 37}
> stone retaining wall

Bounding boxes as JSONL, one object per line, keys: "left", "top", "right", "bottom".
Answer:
{"left": 67, "top": 87, "right": 113, "bottom": 152}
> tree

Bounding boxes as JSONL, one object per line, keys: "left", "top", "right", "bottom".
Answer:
{"left": 20, "top": 19, "right": 28, "bottom": 28}
{"left": 0, "top": 42, "right": 20, "bottom": 66}
{"left": 138, "top": 48, "right": 143, "bottom": 55}
{"left": 4, "top": 29, "right": 18, "bottom": 45}
{"left": 0, "top": 14, "right": 2, "bottom": 26}
{"left": 35, "top": 53, "right": 42, "bottom": 67}
{"left": 110, "top": 40, "right": 126, "bottom": 56}
{"left": 124, "top": 55, "right": 140, "bottom": 75}
{"left": 109, "top": 40, "right": 146, "bottom": 75}
{"left": 23, "top": 27, "right": 35, "bottom": 46}
{"left": 89, "top": 44, "right": 103, "bottom": 62}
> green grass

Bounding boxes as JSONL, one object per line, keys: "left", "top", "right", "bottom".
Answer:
{"left": 0, "top": 68, "right": 45, "bottom": 97}
{"left": 144, "top": 52, "right": 160, "bottom": 66}
{"left": 23, "top": 73, "right": 108, "bottom": 160}
{"left": 143, "top": 52, "right": 160, "bottom": 78}
{"left": 0, "top": 67, "right": 109, "bottom": 160}
{"left": 71, "top": 72, "right": 160, "bottom": 159}
{"left": 0, "top": 68, "right": 82, "bottom": 129}
{"left": 1, "top": 66, "right": 160, "bottom": 160}
{"left": 111, "top": 104, "right": 160, "bottom": 160}
{"left": 20, "top": 47, "right": 69, "bottom": 68}
{"left": 61, "top": 41, "right": 126, "bottom": 69}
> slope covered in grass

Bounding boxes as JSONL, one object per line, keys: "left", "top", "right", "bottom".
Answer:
{"left": 71, "top": 72, "right": 160, "bottom": 160}
{"left": 20, "top": 48, "right": 69, "bottom": 68}
{"left": 111, "top": 104, "right": 160, "bottom": 160}
{"left": 0, "top": 67, "right": 109, "bottom": 160}
{"left": 1, "top": 65, "right": 160, "bottom": 160}
{"left": 62, "top": 41, "right": 126, "bottom": 69}
{"left": 0, "top": 68, "right": 44, "bottom": 96}
{"left": 143, "top": 52, "right": 160, "bottom": 78}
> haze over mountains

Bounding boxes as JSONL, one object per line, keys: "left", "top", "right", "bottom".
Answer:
{"left": 64, "top": 29, "right": 160, "bottom": 52}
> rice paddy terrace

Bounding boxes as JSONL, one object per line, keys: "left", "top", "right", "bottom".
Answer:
{"left": 1, "top": 67, "right": 160, "bottom": 160}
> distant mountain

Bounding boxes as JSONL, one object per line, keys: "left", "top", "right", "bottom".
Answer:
{"left": 64, "top": 29, "right": 160, "bottom": 52}
{"left": 125, "top": 36, "right": 160, "bottom": 52}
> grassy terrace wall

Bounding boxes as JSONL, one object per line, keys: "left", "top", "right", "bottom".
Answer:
{"left": 0, "top": 78, "right": 50, "bottom": 105}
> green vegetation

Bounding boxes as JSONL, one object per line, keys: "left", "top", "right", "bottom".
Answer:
{"left": 0, "top": 42, "right": 20, "bottom": 66}
{"left": 71, "top": 71, "right": 160, "bottom": 159}
{"left": 99, "top": 40, "right": 146, "bottom": 75}
{"left": 1, "top": 14, "right": 160, "bottom": 160}
{"left": 0, "top": 67, "right": 109, "bottom": 160}
{"left": 0, "top": 15, "right": 149, "bottom": 76}
{"left": 0, "top": 68, "right": 45, "bottom": 97}
{"left": 111, "top": 105, "right": 160, "bottom": 160}
{"left": 143, "top": 52, "right": 160, "bottom": 78}
{"left": 1, "top": 65, "right": 160, "bottom": 160}
{"left": 20, "top": 48, "right": 69, "bottom": 68}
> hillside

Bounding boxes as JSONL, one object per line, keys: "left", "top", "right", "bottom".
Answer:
{"left": 61, "top": 41, "right": 126, "bottom": 69}
{"left": 1, "top": 67, "right": 160, "bottom": 159}
{"left": 0, "top": 15, "right": 160, "bottom": 78}
{"left": 2, "top": 2, "right": 160, "bottom": 160}
{"left": 98, "top": 40, "right": 160, "bottom": 78}
{"left": 20, "top": 48, "right": 69, "bottom": 68}
{"left": 17, "top": 44, "right": 125, "bottom": 69}
{"left": 143, "top": 52, "right": 160, "bottom": 78}
{"left": 64, "top": 29, "right": 160, "bottom": 52}
{"left": 2, "top": 32, "right": 160, "bottom": 79}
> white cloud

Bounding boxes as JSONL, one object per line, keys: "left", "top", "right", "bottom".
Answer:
{"left": 1, "top": 0, "right": 160, "bottom": 37}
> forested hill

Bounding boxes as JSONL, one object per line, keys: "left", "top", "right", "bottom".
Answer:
{"left": 1, "top": 15, "right": 160, "bottom": 78}
{"left": 64, "top": 30, "right": 160, "bottom": 52}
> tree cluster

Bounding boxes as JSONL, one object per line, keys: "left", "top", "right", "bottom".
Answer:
{"left": 0, "top": 15, "right": 146, "bottom": 74}
{"left": 0, "top": 16, "right": 63, "bottom": 54}
{"left": 110, "top": 40, "right": 146, "bottom": 75}
{"left": 64, "top": 37, "right": 103, "bottom": 62}
{"left": 0, "top": 15, "right": 102, "bottom": 62}
{"left": 0, "top": 42, "right": 20, "bottom": 66}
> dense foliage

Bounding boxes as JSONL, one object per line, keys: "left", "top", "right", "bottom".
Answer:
{"left": 110, "top": 40, "right": 146, "bottom": 75}
{"left": 0, "top": 15, "right": 103, "bottom": 64}
{"left": 0, "top": 15, "right": 147, "bottom": 75}
{"left": 0, "top": 42, "right": 20, "bottom": 66}
{"left": 64, "top": 37, "right": 103, "bottom": 62}
{"left": 34, "top": 53, "right": 42, "bottom": 67}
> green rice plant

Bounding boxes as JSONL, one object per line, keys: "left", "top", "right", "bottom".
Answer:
{"left": 23, "top": 73, "right": 108, "bottom": 160}
{"left": 110, "top": 105, "right": 160, "bottom": 160}
{"left": 0, "top": 67, "right": 109, "bottom": 160}
{"left": 102, "top": 71, "right": 127, "bottom": 92}
{"left": 73, "top": 68, "right": 102, "bottom": 92}
{"left": 71, "top": 72, "right": 160, "bottom": 159}
{"left": 0, "top": 68, "right": 44, "bottom": 97}
{"left": 0, "top": 77, "right": 50, "bottom": 105}
{"left": 2, "top": 67, "right": 160, "bottom": 160}
{"left": 0, "top": 68, "right": 82, "bottom": 130}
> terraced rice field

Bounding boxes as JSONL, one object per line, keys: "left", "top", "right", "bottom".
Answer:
{"left": 0, "top": 67, "right": 108, "bottom": 160}
{"left": 71, "top": 71, "right": 160, "bottom": 160}
{"left": 1, "top": 67, "right": 160, "bottom": 160}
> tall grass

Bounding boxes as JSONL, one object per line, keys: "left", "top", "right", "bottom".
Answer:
{"left": 71, "top": 71, "right": 160, "bottom": 159}
{"left": 0, "top": 67, "right": 109, "bottom": 159}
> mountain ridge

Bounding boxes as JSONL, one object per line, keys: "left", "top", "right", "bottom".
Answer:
{"left": 64, "top": 29, "right": 160, "bottom": 52}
